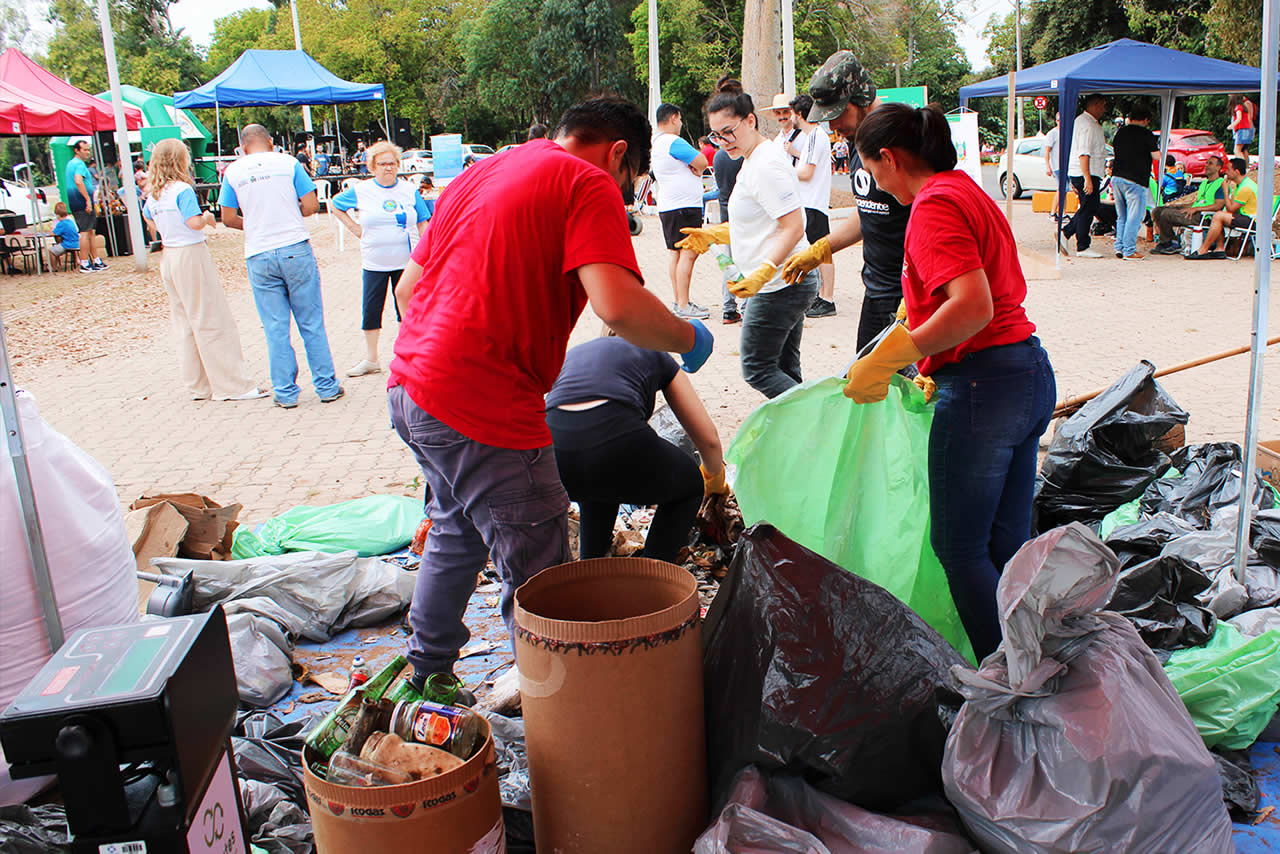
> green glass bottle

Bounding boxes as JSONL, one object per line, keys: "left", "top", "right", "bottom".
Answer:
{"left": 304, "top": 655, "right": 406, "bottom": 776}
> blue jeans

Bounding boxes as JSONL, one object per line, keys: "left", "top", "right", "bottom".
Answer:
{"left": 388, "top": 386, "right": 570, "bottom": 677}
{"left": 740, "top": 272, "right": 820, "bottom": 398}
{"left": 928, "top": 337, "right": 1055, "bottom": 660}
{"left": 1111, "top": 176, "right": 1148, "bottom": 257}
{"left": 245, "top": 240, "right": 339, "bottom": 404}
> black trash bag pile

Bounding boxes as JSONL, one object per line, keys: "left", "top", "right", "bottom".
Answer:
{"left": 1105, "top": 444, "right": 1280, "bottom": 652}
{"left": 232, "top": 710, "right": 317, "bottom": 853}
{"left": 702, "top": 525, "right": 969, "bottom": 812}
{"left": 1212, "top": 749, "right": 1262, "bottom": 817}
{"left": 695, "top": 766, "right": 978, "bottom": 854}
{"left": 1035, "top": 361, "right": 1188, "bottom": 532}
{"left": 0, "top": 804, "right": 69, "bottom": 852}
{"left": 942, "top": 523, "right": 1235, "bottom": 854}
{"left": 476, "top": 709, "right": 535, "bottom": 854}
{"left": 1253, "top": 508, "right": 1280, "bottom": 568}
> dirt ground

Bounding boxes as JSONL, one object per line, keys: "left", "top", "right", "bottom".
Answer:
{"left": 3, "top": 185, "right": 1277, "bottom": 523}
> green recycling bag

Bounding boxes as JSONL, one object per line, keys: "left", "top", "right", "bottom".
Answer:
{"left": 726, "top": 375, "right": 975, "bottom": 663}
{"left": 232, "top": 495, "right": 423, "bottom": 559}
{"left": 1162, "top": 623, "right": 1280, "bottom": 750}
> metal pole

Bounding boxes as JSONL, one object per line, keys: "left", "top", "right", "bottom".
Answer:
{"left": 1014, "top": 0, "right": 1024, "bottom": 139}
{"left": 215, "top": 101, "right": 221, "bottom": 158}
{"left": 647, "top": 0, "right": 660, "bottom": 122}
{"left": 1233, "top": 0, "right": 1278, "bottom": 583}
{"left": 90, "top": 132, "right": 117, "bottom": 259}
{"left": 97, "top": 0, "right": 147, "bottom": 272}
{"left": 781, "top": 0, "right": 795, "bottom": 96}
{"left": 1005, "top": 71, "right": 1016, "bottom": 222}
{"left": 19, "top": 135, "right": 44, "bottom": 275}
{"left": 290, "top": 0, "right": 313, "bottom": 137}
{"left": 0, "top": 311, "right": 64, "bottom": 652}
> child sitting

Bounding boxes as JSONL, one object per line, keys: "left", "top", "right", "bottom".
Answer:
{"left": 47, "top": 202, "right": 82, "bottom": 270}
{"left": 1160, "top": 155, "right": 1188, "bottom": 202}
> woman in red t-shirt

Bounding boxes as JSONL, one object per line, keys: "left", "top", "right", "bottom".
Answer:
{"left": 843, "top": 103, "right": 1056, "bottom": 660}
{"left": 1227, "top": 94, "right": 1255, "bottom": 159}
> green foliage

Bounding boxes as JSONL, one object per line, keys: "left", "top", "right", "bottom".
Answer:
{"left": 626, "top": 0, "right": 736, "bottom": 136}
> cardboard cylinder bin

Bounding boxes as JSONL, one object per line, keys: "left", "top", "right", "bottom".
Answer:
{"left": 304, "top": 717, "right": 505, "bottom": 854}
{"left": 514, "top": 558, "right": 708, "bottom": 853}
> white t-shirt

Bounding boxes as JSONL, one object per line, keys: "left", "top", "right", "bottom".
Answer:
{"left": 1044, "top": 126, "right": 1060, "bottom": 171}
{"left": 219, "top": 151, "right": 317, "bottom": 258}
{"left": 142, "top": 181, "right": 206, "bottom": 248}
{"left": 1068, "top": 112, "right": 1107, "bottom": 178}
{"left": 795, "top": 127, "right": 832, "bottom": 212}
{"left": 331, "top": 178, "right": 431, "bottom": 271}
{"left": 651, "top": 132, "right": 704, "bottom": 212}
{"left": 727, "top": 141, "right": 808, "bottom": 295}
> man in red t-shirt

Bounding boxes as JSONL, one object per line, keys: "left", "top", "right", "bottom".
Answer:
{"left": 387, "top": 97, "right": 713, "bottom": 696}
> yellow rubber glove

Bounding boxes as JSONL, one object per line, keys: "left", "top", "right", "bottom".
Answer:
{"left": 675, "top": 223, "right": 731, "bottom": 254}
{"left": 701, "top": 464, "right": 729, "bottom": 496}
{"left": 780, "top": 237, "right": 832, "bottom": 285}
{"left": 896, "top": 299, "right": 908, "bottom": 322}
{"left": 843, "top": 324, "right": 925, "bottom": 403}
{"left": 913, "top": 374, "right": 937, "bottom": 402}
{"left": 728, "top": 261, "right": 778, "bottom": 298}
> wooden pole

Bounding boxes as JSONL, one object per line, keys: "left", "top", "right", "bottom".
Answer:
{"left": 1052, "top": 336, "right": 1280, "bottom": 418}
{"left": 1005, "top": 71, "right": 1015, "bottom": 222}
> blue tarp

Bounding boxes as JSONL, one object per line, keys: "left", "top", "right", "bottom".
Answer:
{"left": 173, "top": 49, "right": 385, "bottom": 109}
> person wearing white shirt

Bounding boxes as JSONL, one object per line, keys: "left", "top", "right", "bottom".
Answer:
{"left": 787, "top": 94, "right": 837, "bottom": 318}
{"left": 220, "top": 124, "right": 342, "bottom": 408}
{"left": 143, "top": 138, "right": 265, "bottom": 402}
{"left": 1043, "top": 112, "right": 1061, "bottom": 217}
{"left": 651, "top": 104, "right": 710, "bottom": 318}
{"left": 1063, "top": 95, "right": 1108, "bottom": 258}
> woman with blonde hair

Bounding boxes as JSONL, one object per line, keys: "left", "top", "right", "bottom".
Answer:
{"left": 143, "top": 138, "right": 265, "bottom": 401}
{"left": 331, "top": 140, "right": 431, "bottom": 377}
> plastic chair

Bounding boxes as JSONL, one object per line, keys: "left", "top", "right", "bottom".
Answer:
{"left": 314, "top": 180, "right": 331, "bottom": 222}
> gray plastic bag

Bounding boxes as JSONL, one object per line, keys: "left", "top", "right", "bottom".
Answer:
{"left": 942, "top": 523, "right": 1233, "bottom": 854}
{"left": 223, "top": 599, "right": 300, "bottom": 707}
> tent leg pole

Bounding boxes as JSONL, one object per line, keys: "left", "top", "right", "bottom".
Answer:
{"left": 216, "top": 102, "right": 221, "bottom": 159}
{"left": 1004, "top": 72, "right": 1015, "bottom": 223}
{"left": 20, "top": 134, "right": 44, "bottom": 275}
{"left": 382, "top": 99, "right": 390, "bottom": 140}
{"left": 0, "top": 311, "right": 64, "bottom": 652}
{"left": 91, "top": 133, "right": 118, "bottom": 260}
{"left": 1233, "top": 0, "right": 1279, "bottom": 583}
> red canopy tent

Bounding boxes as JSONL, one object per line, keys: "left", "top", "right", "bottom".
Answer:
{"left": 0, "top": 48, "right": 142, "bottom": 133}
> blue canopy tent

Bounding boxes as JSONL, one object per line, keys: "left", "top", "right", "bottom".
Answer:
{"left": 173, "top": 49, "right": 388, "bottom": 156}
{"left": 962, "top": 33, "right": 1280, "bottom": 587}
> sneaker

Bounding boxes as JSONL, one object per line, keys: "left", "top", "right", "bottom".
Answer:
{"left": 1076, "top": 249, "right": 1104, "bottom": 259}
{"left": 79, "top": 262, "right": 93, "bottom": 273}
{"left": 320, "top": 386, "right": 346, "bottom": 403}
{"left": 274, "top": 398, "right": 298, "bottom": 409}
{"left": 805, "top": 297, "right": 836, "bottom": 318}
{"left": 722, "top": 310, "right": 742, "bottom": 325}
{"left": 91, "top": 259, "right": 107, "bottom": 270}
{"left": 1152, "top": 242, "right": 1180, "bottom": 255}
{"left": 228, "top": 387, "right": 269, "bottom": 401}
{"left": 1123, "top": 253, "right": 1145, "bottom": 260}
{"left": 1115, "top": 252, "right": 1123, "bottom": 259}
{"left": 346, "top": 359, "right": 380, "bottom": 377}
{"left": 673, "top": 302, "right": 710, "bottom": 319}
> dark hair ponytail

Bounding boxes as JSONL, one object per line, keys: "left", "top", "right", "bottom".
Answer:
{"left": 706, "top": 77, "right": 755, "bottom": 121}
{"left": 854, "top": 103, "right": 957, "bottom": 173}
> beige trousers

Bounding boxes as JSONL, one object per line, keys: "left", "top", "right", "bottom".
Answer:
{"left": 159, "top": 242, "right": 257, "bottom": 399}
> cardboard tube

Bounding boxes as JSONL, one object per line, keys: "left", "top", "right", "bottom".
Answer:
{"left": 515, "top": 558, "right": 708, "bottom": 854}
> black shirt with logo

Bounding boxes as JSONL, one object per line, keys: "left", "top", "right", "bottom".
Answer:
{"left": 1111, "top": 124, "right": 1159, "bottom": 186}
{"left": 849, "top": 149, "right": 911, "bottom": 299}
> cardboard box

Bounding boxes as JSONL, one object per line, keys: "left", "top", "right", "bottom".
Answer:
{"left": 130, "top": 493, "right": 241, "bottom": 560}
{"left": 1258, "top": 440, "right": 1280, "bottom": 491}
{"left": 515, "top": 558, "right": 707, "bottom": 854}
{"left": 304, "top": 721, "right": 503, "bottom": 854}
{"left": 124, "top": 502, "right": 189, "bottom": 612}
{"left": 1032, "top": 190, "right": 1078, "bottom": 213}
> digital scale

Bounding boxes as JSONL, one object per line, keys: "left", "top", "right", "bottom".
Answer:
{"left": 0, "top": 607, "right": 249, "bottom": 854}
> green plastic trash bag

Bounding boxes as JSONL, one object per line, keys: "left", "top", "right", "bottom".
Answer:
{"left": 726, "top": 375, "right": 974, "bottom": 662}
{"left": 231, "top": 495, "right": 423, "bottom": 559}
{"left": 1163, "top": 623, "right": 1280, "bottom": 749}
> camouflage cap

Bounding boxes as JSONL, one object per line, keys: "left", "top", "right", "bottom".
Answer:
{"left": 807, "top": 51, "right": 876, "bottom": 123}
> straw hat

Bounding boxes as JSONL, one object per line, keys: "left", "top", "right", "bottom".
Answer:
{"left": 770, "top": 93, "right": 793, "bottom": 111}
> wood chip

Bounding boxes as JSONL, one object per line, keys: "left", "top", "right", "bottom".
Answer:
{"left": 1253, "top": 805, "right": 1275, "bottom": 825}
{"left": 307, "top": 670, "right": 351, "bottom": 695}
{"left": 459, "top": 642, "right": 496, "bottom": 660}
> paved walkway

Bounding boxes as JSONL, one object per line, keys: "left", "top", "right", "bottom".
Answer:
{"left": 4, "top": 200, "right": 1277, "bottom": 524}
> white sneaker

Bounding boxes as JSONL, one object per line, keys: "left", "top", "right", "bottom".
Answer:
{"left": 673, "top": 302, "right": 711, "bottom": 319}
{"left": 346, "top": 359, "right": 381, "bottom": 377}
{"left": 1076, "top": 249, "right": 1104, "bottom": 259}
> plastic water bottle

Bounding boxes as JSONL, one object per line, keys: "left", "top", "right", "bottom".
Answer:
{"left": 709, "top": 244, "right": 743, "bottom": 283}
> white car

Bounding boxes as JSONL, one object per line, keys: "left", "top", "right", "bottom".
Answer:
{"left": 0, "top": 175, "right": 54, "bottom": 223}
{"left": 401, "top": 149, "right": 433, "bottom": 175}
{"left": 462, "top": 143, "right": 496, "bottom": 161}
{"left": 998, "top": 135, "right": 1115, "bottom": 199}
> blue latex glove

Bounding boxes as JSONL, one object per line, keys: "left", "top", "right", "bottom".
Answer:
{"left": 680, "top": 319, "right": 713, "bottom": 373}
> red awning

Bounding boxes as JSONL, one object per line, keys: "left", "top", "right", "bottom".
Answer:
{"left": 0, "top": 48, "right": 142, "bottom": 136}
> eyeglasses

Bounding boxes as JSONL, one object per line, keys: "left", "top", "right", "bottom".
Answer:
{"left": 373, "top": 160, "right": 398, "bottom": 168}
{"left": 709, "top": 118, "right": 746, "bottom": 143}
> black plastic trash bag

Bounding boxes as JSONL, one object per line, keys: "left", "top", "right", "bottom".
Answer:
{"left": 1213, "top": 749, "right": 1261, "bottom": 818}
{"left": 702, "top": 525, "right": 969, "bottom": 812}
{"left": 1139, "top": 443, "right": 1275, "bottom": 527}
{"left": 1254, "top": 508, "right": 1280, "bottom": 568}
{"left": 1104, "top": 512, "right": 1198, "bottom": 567}
{"left": 1034, "top": 361, "right": 1188, "bottom": 532}
{"left": 232, "top": 711, "right": 316, "bottom": 810}
{"left": 695, "top": 766, "right": 977, "bottom": 854}
{"left": 0, "top": 804, "right": 69, "bottom": 852}
{"left": 942, "top": 523, "right": 1234, "bottom": 854}
{"left": 1104, "top": 549, "right": 1217, "bottom": 651}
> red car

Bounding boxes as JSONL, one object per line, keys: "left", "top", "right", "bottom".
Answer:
{"left": 1167, "top": 129, "right": 1228, "bottom": 177}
